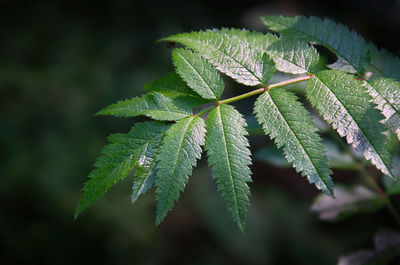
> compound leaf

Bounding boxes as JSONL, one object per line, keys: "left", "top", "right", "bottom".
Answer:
{"left": 266, "top": 37, "right": 320, "bottom": 74}
{"left": 254, "top": 89, "right": 333, "bottom": 196}
{"left": 262, "top": 15, "right": 369, "bottom": 74}
{"left": 173, "top": 48, "right": 224, "bottom": 100}
{"left": 364, "top": 78, "right": 400, "bottom": 140}
{"left": 205, "top": 104, "right": 252, "bottom": 232}
{"left": 155, "top": 116, "right": 206, "bottom": 224}
{"left": 75, "top": 121, "right": 170, "bottom": 218}
{"left": 307, "top": 70, "right": 394, "bottom": 178}
{"left": 97, "top": 92, "right": 204, "bottom": 121}
{"left": 163, "top": 29, "right": 276, "bottom": 86}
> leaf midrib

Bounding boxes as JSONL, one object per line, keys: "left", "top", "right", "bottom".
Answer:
{"left": 265, "top": 91, "right": 332, "bottom": 194}
{"left": 180, "top": 35, "right": 265, "bottom": 85}
{"left": 157, "top": 116, "right": 195, "bottom": 221}
{"left": 132, "top": 133, "right": 165, "bottom": 201}
{"left": 314, "top": 75, "right": 393, "bottom": 177}
{"left": 216, "top": 106, "right": 243, "bottom": 228}
{"left": 176, "top": 51, "right": 218, "bottom": 99}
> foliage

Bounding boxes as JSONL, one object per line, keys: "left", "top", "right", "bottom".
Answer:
{"left": 76, "top": 15, "right": 400, "bottom": 236}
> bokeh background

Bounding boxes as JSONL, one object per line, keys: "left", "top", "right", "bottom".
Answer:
{"left": 1, "top": 0, "right": 400, "bottom": 264}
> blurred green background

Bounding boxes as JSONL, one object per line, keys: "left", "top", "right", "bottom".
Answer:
{"left": 1, "top": 0, "right": 400, "bottom": 264}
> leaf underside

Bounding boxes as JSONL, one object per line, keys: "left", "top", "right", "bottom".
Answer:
{"left": 205, "top": 104, "right": 252, "bottom": 232}
{"left": 75, "top": 121, "right": 170, "bottom": 218}
{"left": 262, "top": 15, "right": 369, "bottom": 74}
{"left": 155, "top": 116, "right": 206, "bottom": 224}
{"left": 173, "top": 48, "right": 224, "bottom": 100}
{"left": 307, "top": 70, "right": 394, "bottom": 178}
{"left": 163, "top": 28, "right": 277, "bottom": 86}
{"left": 254, "top": 89, "right": 333, "bottom": 196}
{"left": 364, "top": 78, "right": 400, "bottom": 141}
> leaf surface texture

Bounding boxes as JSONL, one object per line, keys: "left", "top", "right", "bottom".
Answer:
{"left": 307, "top": 70, "right": 394, "bottom": 177}
{"left": 155, "top": 116, "right": 205, "bottom": 224}
{"left": 205, "top": 104, "right": 252, "bottom": 231}
{"left": 254, "top": 89, "right": 333, "bottom": 195}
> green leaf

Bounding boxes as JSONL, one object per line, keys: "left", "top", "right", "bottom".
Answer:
{"left": 254, "top": 89, "right": 333, "bottom": 196}
{"left": 75, "top": 121, "right": 170, "bottom": 218}
{"left": 368, "top": 43, "right": 400, "bottom": 81}
{"left": 261, "top": 15, "right": 369, "bottom": 74}
{"left": 261, "top": 53, "right": 276, "bottom": 83}
{"left": 131, "top": 126, "right": 169, "bottom": 203}
{"left": 307, "top": 70, "right": 394, "bottom": 178}
{"left": 364, "top": 78, "right": 400, "bottom": 140}
{"left": 144, "top": 72, "right": 202, "bottom": 98}
{"left": 205, "top": 104, "right": 252, "bottom": 232}
{"left": 155, "top": 115, "right": 206, "bottom": 224}
{"left": 162, "top": 29, "right": 277, "bottom": 86}
{"left": 172, "top": 48, "right": 224, "bottom": 100}
{"left": 266, "top": 37, "right": 319, "bottom": 74}
{"left": 97, "top": 92, "right": 204, "bottom": 121}
{"left": 311, "top": 185, "right": 386, "bottom": 222}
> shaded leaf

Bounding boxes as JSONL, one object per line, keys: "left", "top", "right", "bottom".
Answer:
{"left": 97, "top": 92, "right": 204, "bottom": 121}
{"left": 311, "top": 185, "right": 386, "bottom": 222}
{"left": 338, "top": 230, "right": 400, "bottom": 265}
{"left": 368, "top": 43, "right": 400, "bottom": 81}
{"left": 75, "top": 121, "right": 170, "bottom": 218}
{"left": 262, "top": 15, "right": 369, "bottom": 73}
{"left": 144, "top": 72, "right": 202, "bottom": 98}
{"left": 173, "top": 48, "right": 224, "bottom": 100}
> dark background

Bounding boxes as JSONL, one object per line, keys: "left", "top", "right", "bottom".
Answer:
{"left": 1, "top": 0, "right": 400, "bottom": 264}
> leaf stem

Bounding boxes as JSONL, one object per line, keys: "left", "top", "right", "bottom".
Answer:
{"left": 196, "top": 74, "right": 313, "bottom": 116}
{"left": 218, "top": 87, "right": 266, "bottom": 105}
{"left": 266, "top": 74, "right": 313, "bottom": 91}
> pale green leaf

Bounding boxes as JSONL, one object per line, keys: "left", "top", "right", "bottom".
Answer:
{"left": 311, "top": 185, "right": 386, "bottom": 222}
{"left": 173, "top": 48, "right": 224, "bottom": 100}
{"left": 162, "top": 29, "right": 277, "bottom": 86}
{"left": 205, "top": 104, "right": 252, "bottom": 232}
{"left": 75, "top": 121, "right": 170, "bottom": 218}
{"left": 155, "top": 116, "right": 206, "bottom": 224}
{"left": 97, "top": 92, "right": 204, "bottom": 121}
{"left": 266, "top": 37, "right": 319, "bottom": 74}
{"left": 307, "top": 70, "right": 394, "bottom": 178}
{"left": 262, "top": 15, "right": 369, "bottom": 74}
{"left": 254, "top": 89, "right": 333, "bottom": 196}
{"left": 364, "top": 78, "right": 400, "bottom": 140}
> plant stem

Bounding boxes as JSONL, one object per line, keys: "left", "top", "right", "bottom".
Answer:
{"left": 355, "top": 160, "right": 400, "bottom": 228}
{"left": 266, "top": 74, "right": 313, "bottom": 91}
{"left": 196, "top": 74, "right": 313, "bottom": 116}
{"left": 218, "top": 87, "right": 266, "bottom": 105}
